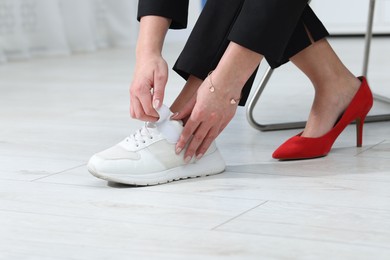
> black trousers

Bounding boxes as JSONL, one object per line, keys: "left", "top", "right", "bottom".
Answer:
{"left": 172, "top": 0, "right": 329, "bottom": 106}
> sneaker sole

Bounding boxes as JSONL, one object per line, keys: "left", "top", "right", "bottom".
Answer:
{"left": 88, "top": 150, "right": 226, "bottom": 186}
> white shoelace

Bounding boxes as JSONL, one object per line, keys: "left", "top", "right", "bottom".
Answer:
{"left": 124, "top": 105, "right": 182, "bottom": 147}
{"left": 126, "top": 122, "right": 156, "bottom": 147}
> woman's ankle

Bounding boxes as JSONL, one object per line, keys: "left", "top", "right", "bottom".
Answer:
{"left": 302, "top": 75, "right": 361, "bottom": 138}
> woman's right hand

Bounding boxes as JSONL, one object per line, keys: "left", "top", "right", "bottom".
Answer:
{"left": 129, "top": 15, "right": 171, "bottom": 122}
{"left": 129, "top": 53, "right": 168, "bottom": 122}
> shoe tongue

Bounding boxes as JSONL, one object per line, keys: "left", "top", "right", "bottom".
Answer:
{"left": 155, "top": 105, "right": 182, "bottom": 143}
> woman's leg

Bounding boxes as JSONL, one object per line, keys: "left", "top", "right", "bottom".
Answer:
{"left": 170, "top": 75, "right": 202, "bottom": 115}
{"left": 290, "top": 38, "right": 361, "bottom": 138}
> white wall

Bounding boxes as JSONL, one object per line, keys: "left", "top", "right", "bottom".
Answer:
{"left": 311, "top": 0, "right": 390, "bottom": 34}
{"left": 0, "top": 0, "right": 140, "bottom": 62}
{"left": 165, "top": 1, "right": 202, "bottom": 43}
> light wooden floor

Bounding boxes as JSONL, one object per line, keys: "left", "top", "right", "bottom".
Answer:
{"left": 1, "top": 38, "right": 390, "bottom": 260}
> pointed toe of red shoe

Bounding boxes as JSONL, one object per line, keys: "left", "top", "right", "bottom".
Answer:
{"left": 272, "top": 135, "right": 329, "bottom": 160}
{"left": 272, "top": 135, "right": 326, "bottom": 160}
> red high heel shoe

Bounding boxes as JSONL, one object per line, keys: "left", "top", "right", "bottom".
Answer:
{"left": 272, "top": 76, "right": 373, "bottom": 160}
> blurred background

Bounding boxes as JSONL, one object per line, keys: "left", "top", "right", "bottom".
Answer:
{"left": 0, "top": 0, "right": 204, "bottom": 63}
{"left": 1, "top": 0, "right": 389, "bottom": 64}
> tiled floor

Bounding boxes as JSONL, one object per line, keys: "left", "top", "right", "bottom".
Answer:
{"left": 1, "top": 38, "right": 389, "bottom": 259}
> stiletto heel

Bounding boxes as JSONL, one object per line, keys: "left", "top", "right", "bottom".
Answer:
{"left": 356, "top": 117, "right": 363, "bottom": 147}
{"left": 273, "top": 76, "right": 373, "bottom": 160}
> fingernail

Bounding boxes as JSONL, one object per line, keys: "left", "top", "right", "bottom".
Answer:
{"left": 170, "top": 112, "right": 179, "bottom": 119}
{"left": 196, "top": 154, "right": 203, "bottom": 160}
{"left": 184, "top": 156, "right": 192, "bottom": 164}
{"left": 153, "top": 99, "right": 160, "bottom": 109}
{"left": 176, "top": 147, "right": 182, "bottom": 154}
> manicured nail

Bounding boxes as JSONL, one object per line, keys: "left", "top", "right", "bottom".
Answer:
{"left": 176, "top": 147, "right": 182, "bottom": 154}
{"left": 153, "top": 99, "right": 160, "bottom": 109}
{"left": 170, "top": 112, "right": 179, "bottom": 119}
{"left": 196, "top": 154, "right": 203, "bottom": 160}
{"left": 184, "top": 156, "right": 192, "bottom": 164}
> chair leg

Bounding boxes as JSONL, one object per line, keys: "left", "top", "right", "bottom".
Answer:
{"left": 246, "top": 0, "right": 390, "bottom": 131}
{"left": 363, "top": 0, "right": 376, "bottom": 77}
{"left": 246, "top": 67, "right": 307, "bottom": 131}
{"left": 362, "top": 0, "right": 390, "bottom": 123}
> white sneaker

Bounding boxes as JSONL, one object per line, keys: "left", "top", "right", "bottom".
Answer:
{"left": 87, "top": 106, "right": 225, "bottom": 186}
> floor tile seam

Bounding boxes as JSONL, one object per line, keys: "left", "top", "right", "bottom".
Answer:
{"left": 210, "top": 201, "right": 269, "bottom": 231}
{"left": 31, "top": 163, "right": 86, "bottom": 182}
{"left": 212, "top": 229, "right": 390, "bottom": 252}
{"left": 355, "top": 139, "right": 387, "bottom": 156}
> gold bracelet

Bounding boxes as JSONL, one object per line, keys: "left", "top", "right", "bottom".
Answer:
{"left": 207, "top": 71, "right": 240, "bottom": 105}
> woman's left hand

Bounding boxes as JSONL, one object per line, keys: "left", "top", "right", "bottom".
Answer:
{"left": 173, "top": 74, "right": 239, "bottom": 163}
{"left": 172, "top": 42, "right": 262, "bottom": 162}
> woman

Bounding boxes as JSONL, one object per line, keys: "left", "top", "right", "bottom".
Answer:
{"left": 87, "top": 0, "right": 373, "bottom": 185}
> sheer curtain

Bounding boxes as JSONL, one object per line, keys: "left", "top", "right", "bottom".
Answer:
{"left": 0, "top": 0, "right": 138, "bottom": 63}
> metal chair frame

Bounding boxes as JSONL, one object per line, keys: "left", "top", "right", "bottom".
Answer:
{"left": 246, "top": 0, "right": 390, "bottom": 131}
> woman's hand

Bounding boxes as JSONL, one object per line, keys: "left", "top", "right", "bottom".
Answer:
{"left": 129, "top": 15, "right": 171, "bottom": 122}
{"left": 173, "top": 42, "right": 263, "bottom": 162}
{"left": 174, "top": 73, "right": 239, "bottom": 163}
{"left": 130, "top": 54, "right": 168, "bottom": 122}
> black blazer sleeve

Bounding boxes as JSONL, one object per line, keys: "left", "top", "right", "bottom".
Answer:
{"left": 137, "top": 0, "right": 189, "bottom": 29}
